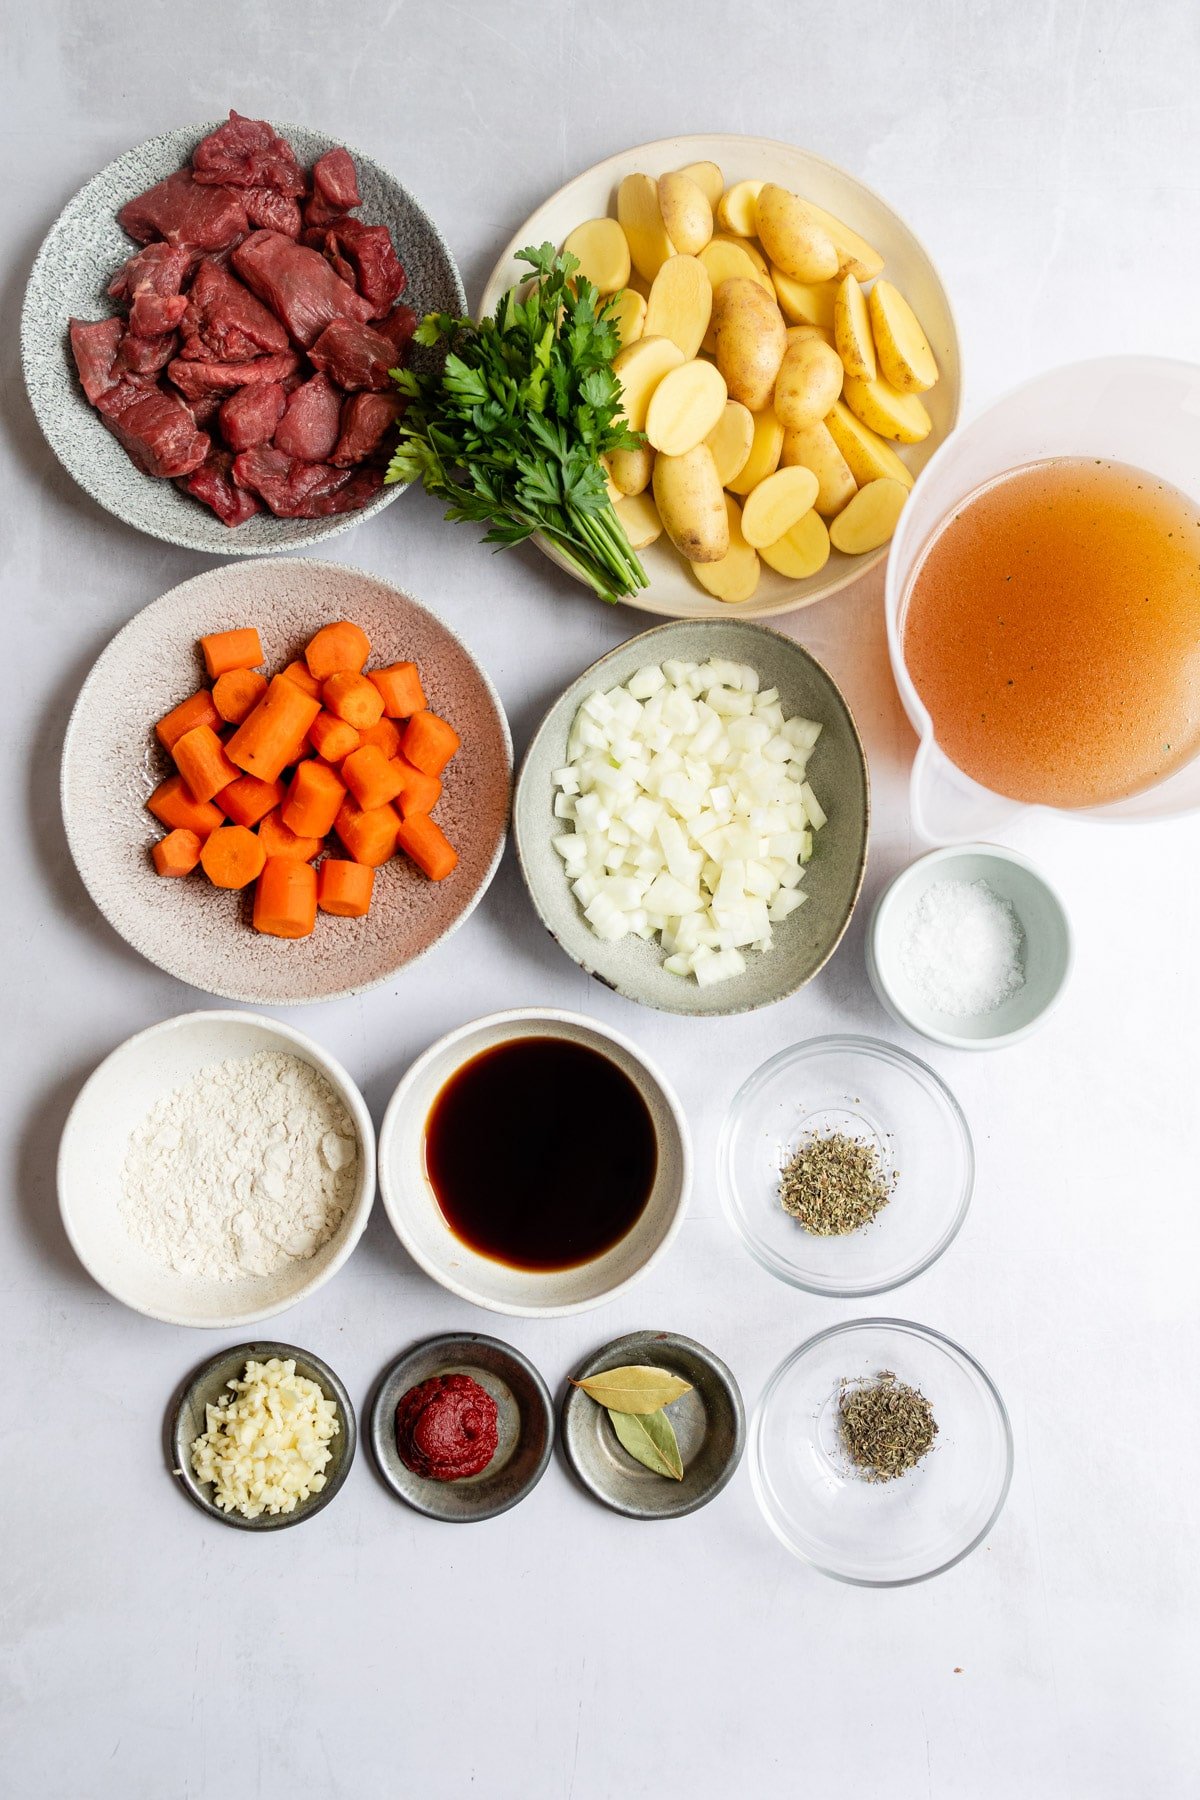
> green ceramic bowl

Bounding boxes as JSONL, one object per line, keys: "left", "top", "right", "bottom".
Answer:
{"left": 513, "top": 619, "right": 869, "bottom": 1016}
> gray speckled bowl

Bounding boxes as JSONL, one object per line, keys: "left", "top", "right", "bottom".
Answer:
{"left": 169, "top": 1340, "right": 357, "bottom": 1532}
{"left": 561, "top": 1330, "right": 745, "bottom": 1521}
{"left": 61, "top": 559, "right": 511, "bottom": 1004}
{"left": 21, "top": 119, "right": 464, "bottom": 554}
{"left": 513, "top": 619, "right": 869, "bottom": 1016}
{"left": 369, "top": 1334, "right": 554, "bottom": 1522}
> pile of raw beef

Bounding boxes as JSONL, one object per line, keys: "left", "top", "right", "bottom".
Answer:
{"left": 69, "top": 112, "right": 416, "bottom": 526}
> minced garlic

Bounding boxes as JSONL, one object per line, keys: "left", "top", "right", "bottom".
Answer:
{"left": 190, "top": 1357, "right": 340, "bottom": 1519}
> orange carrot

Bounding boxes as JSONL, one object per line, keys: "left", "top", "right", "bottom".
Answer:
{"left": 318, "top": 859, "right": 375, "bottom": 918}
{"left": 217, "top": 773, "right": 285, "bottom": 828}
{"left": 226, "top": 675, "right": 321, "bottom": 782}
{"left": 280, "top": 658, "right": 322, "bottom": 700}
{"left": 151, "top": 827, "right": 203, "bottom": 877}
{"left": 172, "top": 724, "right": 240, "bottom": 804}
{"left": 342, "top": 744, "right": 405, "bottom": 811}
{"left": 305, "top": 621, "right": 370, "bottom": 682}
{"left": 401, "top": 710, "right": 461, "bottom": 777}
{"left": 281, "top": 760, "right": 346, "bottom": 838}
{"left": 146, "top": 775, "right": 224, "bottom": 839}
{"left": 257, "top": 808, "right": 322, "bottom": 863}
{"left": 156, "top": 689, "right": 221, "bottom": 752}
{"left": 392, "top": 756, "right": 443, "bottom": 818}
{"left": 253, "top": 857, "right": 318, "bottom": 938}
{"left": 395, "top": 812, "right": 458, "bottom": 881}
{"left": 199, "top": 627, "right": 263, "bottom": 679}
{"left": 200, "top": 824, "right": 267, "bottom": 890}
{"left": 212, "top": 667, "right": 269, "bottom": 725}
{"left": 369, "top": 661, "right": 427, "bottom": 719}
{"left": 308, "top": 710, "right": 361, "bottom": 763}
{"left": 322, "top": 671, "right": 384, "bottom": 730}
{"left": 333, "top": 796, "right": 399, "bottom": 866}
{"left": 358, "top": 716, "right": 402, "bottom": 758}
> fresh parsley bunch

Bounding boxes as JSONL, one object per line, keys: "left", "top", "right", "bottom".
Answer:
{"left": 386, "top": 244, "right": 649, "bottom": 605}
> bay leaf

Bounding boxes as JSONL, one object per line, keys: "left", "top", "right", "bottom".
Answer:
{"left": 571, "top": 1364, "right": 693, "bottom": 1415}
{"left": 609, "top": 1407, "right": 685, "bottom": 1480}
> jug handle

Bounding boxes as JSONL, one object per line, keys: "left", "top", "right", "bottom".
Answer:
{"left": 910, "top": 735, "right": 1021, "bottom": 845}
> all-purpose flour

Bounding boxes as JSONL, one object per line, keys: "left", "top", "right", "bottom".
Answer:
{"left": 120, "top": 1051, "right": 358, "bottom": 1282}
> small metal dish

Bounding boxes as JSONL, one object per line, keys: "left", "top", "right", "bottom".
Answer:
{"left": 561, "top": 1330, "right": 745, "bottom": 1520}
{"left": 168, "top": 1340, "right": 357, "bottom": 1532}
{"left": 369, "top": 1334, "right": 553, "bottom": 1522}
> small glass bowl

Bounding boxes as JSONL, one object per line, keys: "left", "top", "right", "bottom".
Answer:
{"left": 718, "top": 1035, "right": 973, "bottom": 1297}
{"left": 750, "top": 1318, "right": 1013, "bottom": 1585}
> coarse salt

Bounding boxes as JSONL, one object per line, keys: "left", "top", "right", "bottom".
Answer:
{"left": 898, "top": 877, "right": 1025, "bottom": 1017}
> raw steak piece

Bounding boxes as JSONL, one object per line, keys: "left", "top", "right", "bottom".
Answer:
{"left": 232, "top": 229, "right": 372, "bottom": 348}
{"left": 219, "top": 381, "right": 287, "bottom": 452}
{"left": 118, "top": 170, "right": 247, "bottom": 251}
{"left": 96, "top": 379, "right": 210, "bottom": 478}
{"left": 303, "top": 464, "right": 385, "bottom": 514}
{"left": 117, "top": 328, "right": 179, "bottom": 376}
{"left": 243, "top": 187, "right": 302, "bottom": 237}
{"left": 167, "top": 350, "right": 300, "bottom": 400}
{"left": 332, "top": 391, "right": 404, "bottom": 466}
{"left": 316, "top": 217, "right": 405, "bottom": 317}
{"left": 69, "top": 317, "right": 123, "bottom": 403}
{"left": 304, "top": 148, "right": 361, "bottom": 228}
{"left": 231, "top": 445, "right": 353, "bottom": 516}
{"left": 107, "top": 242, "right": 196, "bottom": 303}
{"left": 274, "top": 372, "right": 343, "bottom": 461}
{"left": 308, "top": 318, "right": 397, "bottom": 391}
{"left": 128, "top": 290, "right": 189, "bottom": 337}
{"left": 375, "top": 302, "right": 418, "bottom": 358}
{"left": 185, "top": 449, "right": 262, "bottom": 525}
{"left": 179, "top": 257, "right": 291, "bottom": 361}
{"left": 192, "top": 112, "right": 306, "bottom": 197}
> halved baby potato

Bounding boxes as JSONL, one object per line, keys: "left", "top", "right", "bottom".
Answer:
{"left": 828, "top": 477, "right": 909, "bottom": 554}
{"left": 700, "top": 238, "right": 774, "bottom": 349}
{"left": 657, "top": 171, "right": 714, "bottom": 256}
{"left": 868, "top": 280, "right": 938, "bottom": 393}
{"left": 770, "top": 270, "right": 838, "bottom": 331}
{"left": 726, "top": 407, "right": 785, "bottom": 496}
{"left": 562, "top": 217, "right": 631, "bottom": 295}
{"left": 607, "top": 287, "right": 647, "bottom": 348}
{"left": 653, "top": 443, "right": 729, "bottom": 563}
{"left": 825, "top": 399, "right": 915, "bottom": 489}
{"left": 740, "top": 465, "right": 821, "bottom": 547}
{"left": 716, "top": 179, "right": 764, "bottom": 238}
{"left": 786, "top": 323, "right": 833, "bottom": 348}
{"left": 774, "top": 335, "right": 844, "bottom": 430}
{"left": 674, "top": 160, "right": 724, "bottom": 209}
{"left": 712, "top": 277, "right": 787, "bottom": 413}
{"left": 645, "top": 360, "right": 729, "bottom": 457}
{"left": 612, "top": 335, "right": 686, "bottom": 431}
{"left": 613, "top": 490, "right": 663, "bottom": 551}
{"left": 607, "top": 441, "right": 654, "bottom": 496}
{"left": 833, "top": 273, "right": 876, "bottom": 381}
{"left": 796, "top": 197, "right": 884, "bottom": 282}
{"left": 709, "top": 230, "right": 772, "bottom": 282}
{"left": 691, "top": 494, "right": 761, "bottom": 603}
{"left": 758, "top": 507, "right": 831, "bottom": 579}
{"left": 644, "top": 256, "right": 713, "bottom": 359}
{"left": 705, "top": 399, "right": 755, "bottom": 486}
{"left": 842, "top": 372, "right": 932, "bottom": 443}
{"left": 781, "top": 420, "right": 857, "bottom": 517}
{"left": 617, "top": 174, "right": 677, "bottom": 282}
{"left": 755, "top": 184, "right": 839, "bottom": 283}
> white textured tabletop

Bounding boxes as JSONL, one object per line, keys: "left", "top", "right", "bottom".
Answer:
{"left": 3, "top": 4, "right": 1198, "bottom": 1796}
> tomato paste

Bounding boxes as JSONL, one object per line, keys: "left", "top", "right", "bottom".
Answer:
{"left": 395, "top": 1373, "right": 498, "bottom": 1481}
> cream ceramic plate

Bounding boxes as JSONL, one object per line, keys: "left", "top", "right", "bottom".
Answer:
{"left": 62, "top": 560, "right": 511, "bottom": 1004}
{"left": 479, "top": 133, "right": 961, "bottom": 621}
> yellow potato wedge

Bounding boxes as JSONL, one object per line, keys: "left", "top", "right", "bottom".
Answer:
{"left": 825, "top": 400, "right": 915, "bottom": 489}
{"left": 795, "top": 197, "right": 884, "bottom": 281}
{"left": 759, "top": 508, "right": 831, "bottom": 579}
{"left": 643, "top": 255, "right": 713, "bottom": 360}
{"left": 613, "top": 490, "right": 663, "bottom": 551}
{"left": 781, "top": 420, "right": 857, "bottom": 517}
{"left": 786, "top": 323, "right": 833, "bottom": 348}
{"left": 646, "top": 359, "right": 729, "bottom": 457}
{"left": 755, "top": 184, "right": 839, "bottom": 283}
{"left": 617, "top": 174, "right": 677, "bottom": 283}
{"left": 607, "top": 287, "right": 647, "bottom": 348}
{"left": 657, "top": 170, "right": 713, "bottom": 256}
{"left": 691, "top": 494, "right": 761, "bottom": 603}
{"left": 828, "top": 477, "right": 909, "bottom": 554}
{"left": 562, "top": 217, "right": 631, "bottom": 296}
{"left": 726, "top": 407, "right": 785, "bottom": 496}
{"left": 770, "top": 269, "right": 838, "bottom": 331}
{"left": 868, "top": 280, "right": 938, "bottom": 393}
{"left": 612, "top": 335, "right": 686, "bottom": 431}
{"left": 833, "top": 273, "right": 876, "bottom": 381}
{"left": 653, "top": 443, "right": 729, "bottom": 563}
{"left": 607, "top": 442, "right": 654, "bottom": 496}
{"left": 774, "top": 336, "right": 844, "bottom": 430}
{"left": 705, "top": 399, "right": 755, "bottom": 486}
{"left": 841, "top": 372, "right": 932, "bottom": 443}
{"left": 710, "top": 231, "right": 771, "bottom": 282}
{"left": 716, "top": 179, "right": 764, "bottom": 238}
{"left": 674, "top": 160, "right": 724, "bottom": 210}
{"left": 712, "top": 277, "right": 787, "bottom": 412}
{"left": 740, "top": 465, "right": 821, "bottom": 548}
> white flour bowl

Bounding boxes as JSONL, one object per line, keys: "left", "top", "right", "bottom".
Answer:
{"left": 58, "top": 1011, "right": 375, "bottom": 1327}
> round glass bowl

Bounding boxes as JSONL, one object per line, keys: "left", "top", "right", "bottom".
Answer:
{"left": 718, "top": 1036, "right": 973, "bottom": 1296}
{"left": 750, "top": 1319, "right": 1013, "bottom": 1585}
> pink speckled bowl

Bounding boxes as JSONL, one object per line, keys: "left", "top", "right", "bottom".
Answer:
{"left": 62, "top": 560, "right": 511, "bottom": 1004}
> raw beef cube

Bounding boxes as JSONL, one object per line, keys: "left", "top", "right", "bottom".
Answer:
{"left": 69, "top": 317, "right": 123, "bottom": 403}
{"left": 117, "top": 170, "right": 248, "bottom": 252}
{"left": 302, "top": 464, "right": 385, "bottom": 515}
{"left": 231, "top": 230, "right": 372, "bottom": 348}
{"left": 219, "top": 381, "right": 287, "bottom": 452}
{"left": 179, "top": 257, "right": 291, "bottom": 361}
{"left": 313, "top": 148, "right": 361, "bottom": 210}
{"left": 167, "top": 350, "right": 300, "bottom": 401}
{"left": 308, "top": 319, "right": 398, "bottom": 391}
{"left": 318, "top": 218, "right": 406, "bottom": 317}
{"left": 231, "top": 445, "right": 353, "bottom": 516}
{"left": 96, "top": 379, "right": 210, "bottom": 478}
{"left": 128, "top": 290, "right": 189, "bottom": 337}
{"left": 107, "top": 242, "right": 196, "bottom": 303}
{"left": 331, "top": 391, "right": 404, "bottom": 466}
{"left": 185, "top": 449, "right": 262, "bottom": 525}
{"left": 191, "top": 112, "right": 306, "bottom": 197}
{"left": 375, "top": 303, "right": 418, "bottom": 359}
{"left": 273, "top": 372, "right": 343, "bottom": 461}
{"left": 117, "top": 328, "right": 179, "bottom": 376}
{"left": 243, "top": 187, "right": 302, "bottom": 237}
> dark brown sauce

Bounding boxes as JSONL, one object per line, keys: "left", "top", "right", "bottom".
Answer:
{"left": 424, "top": 1037, "right": 658, "bottom": 1271}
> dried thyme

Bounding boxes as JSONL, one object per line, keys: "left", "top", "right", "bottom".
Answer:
{"left": 778, "top": 1130, "right": 895, "bottom": 1235}
{"left": 838, "top": 1371, "right": 938, "bottom": 1482}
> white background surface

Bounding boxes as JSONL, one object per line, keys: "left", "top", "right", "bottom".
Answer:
{"left": 3, "top": 4, "right": 1198, "bottom": 1795}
